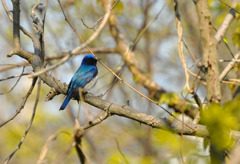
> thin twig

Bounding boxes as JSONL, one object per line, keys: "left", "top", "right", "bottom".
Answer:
{"left": 83, "top": 103, "right": 112, "bottom": 130}
{"left": 182, "top": 38, "right": 198, "bottom": 66}
{"left": 0, "top": 66, "right": 25, "bottom": 95}
{"left": 28, "top": 54, "right": 70, "bottom": 78}
{"left": 1, "top": 0, "right": 35, "bottom": 40}
{"left": 219, "top": 0, "right": 240, "bottom": 14}
{"left": 130, "top": 0, "right": 167, "bottom": 51}
{"left": 0, "top": 62, "right": 30, "bottom": 72}
{"left": 102, "top": 65, "right": 124, "bottom": 96}
{"left": 37, "top": 134, "right": 56, "bottom": 164}
{"left": 52, "top": 142, "right": 74, "bottom": 164}
{"left": 42, "top": 0, "right": 48, "bottom": 31}
{"left": 4, "top": 79, "right": 41, "bottom": 164}
{"left": 37, "top": 131, "right": 71, "bottom": 164}
{"left": 219, "top": 51, "right": 240, "bottom": 81}
{"left": 27, "top": 0, "right": 112, "bottom": 78}
{"left": 115, "top": 138, "right": 129, "bottom": 164}
{"left": 0, "top": 77, "right": 37, "bottom": 128}
{"left": 0, "top": 73, "right": 29, "bottom": 82}
{"left": 81, "top": 0, "right": 119, "bottom": 31}
{"left": 77, "top": 88, "right": 95, "bottom": 123}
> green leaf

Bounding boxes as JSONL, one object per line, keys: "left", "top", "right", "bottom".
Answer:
{"left": 223, "top": 37, "right": 229, "bottom": 44}
{"left": 159, "top": 93, "right": 180, "bottom": 106}
{"left": 114, "top": 1, "right": 124, "bottom": 14}
{"left": 200, "top": 103, "right": 238, "bottom": 151}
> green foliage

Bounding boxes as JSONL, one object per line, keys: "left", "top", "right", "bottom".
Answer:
{"left": 114, "top": 1, "right": 124, "bottom": 14}
{"left": 152, "top": 129, "right": 196, "bottom": 155}
{"left": 232, "top": 27, "right": 240, "bottom": 48}
{"left": 223, "top": 37, "right": 229, "bottom": 44}
{"left": 106, "top": 152, "right": 129, "bottom": 164}
{"left": 222, "top": 95, "right": 240, "bottom": 129}
{"left": 159, "top": 93, "right": 180, "bottom": 106}
{"left": 200, "top": 103, "right": 238, "bottom": 151}
{"left": 139, "top": 156, "right": 156, "bottom": 164}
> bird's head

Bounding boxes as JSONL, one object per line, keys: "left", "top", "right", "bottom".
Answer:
{"left": 81, "top": 54, "right": 98, "bottom": 66}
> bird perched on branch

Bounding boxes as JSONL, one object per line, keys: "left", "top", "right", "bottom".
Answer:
{"left": 59, "top": 54, "right": 98, "bottom": 110}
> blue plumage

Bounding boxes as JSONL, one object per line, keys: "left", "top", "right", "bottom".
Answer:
{"left": 59, "top": 54, "right": 98, "bottom": 110}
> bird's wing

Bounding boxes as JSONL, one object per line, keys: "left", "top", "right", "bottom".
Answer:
{"left": 71, "top": 66, "right": 98, "bottom": 89}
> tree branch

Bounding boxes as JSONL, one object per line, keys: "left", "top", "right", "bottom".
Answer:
{"left": 215, "top": 6, "right": 236, "bottom": 44}
{"left": 195, "top": 0, "right": 221, "bottom": 103}
{"left": 83, "top": 93, "right": 240, "bottom": 141}
{"left": 0, "top": 77, "right": 37, "bottom": 128}
{"left": 4, "top": 79, "right": 41, "bottom": 164}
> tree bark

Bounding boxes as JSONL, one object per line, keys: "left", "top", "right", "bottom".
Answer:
{"left": 195, "top": 0, "right": 221, "bottom": 103}
{"left": 195, "top": 0, "right": 223, "bottom": 163}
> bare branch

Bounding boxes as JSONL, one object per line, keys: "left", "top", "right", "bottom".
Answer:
{"left": 219, "top": 52, "right": 240, "bottom": 81}
{"left": 83, "top": 104, "right": 111, "bottom": 130}
{"left": 28, "top": 53, "right": 70, "bottom": 78}
{"left": 7, "top": 49, "right": 34, "bottom": 60}
{"left": 0, "top": 48, "right": 115, "bottom": 73}
{"left": 57, "top": 0, "right": 112, "bottom": 56}
{"left": 0, "top": 72, "right": 29, "bottom": 82}
{"left": 0, "top": 66, "right": 25, "bottom": 95}
{"left": 80, "top": 0, "right": 119, "bottom": 31}
{"left": 28, "top": 0, "right": 113, "bottom": 78}
{"left": 83, "top": 93, "right": 240, "bottom": 141}
{"left": 215, "top": 2, "right": 236, "bottom": 43}
{"left": 1, "top": 0, "right": 34, "bottom": 40}
{"left": 130, "top": 1, "right": 167, "bottom": 51}
{"left": 31, "top": 2, "right": 45, "bottom": 61}
{"left": 0, "top": 62, "right": 30, "bottom": 72}
{"left": 0, "top": 77, "right": 37, "bottom": 128}
{"left": 4, "top": 79, "right": 41, "bottom": 163}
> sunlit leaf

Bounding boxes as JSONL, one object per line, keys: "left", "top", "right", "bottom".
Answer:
{"left": 159, "top": 93, "right": 180, "bottom": 106}
{"left": 114, "top": 1, "right": 124, "bottom": 14}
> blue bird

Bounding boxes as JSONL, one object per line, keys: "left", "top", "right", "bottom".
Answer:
{"left": 59, "top": 54, "right": 98, "bottom": 110}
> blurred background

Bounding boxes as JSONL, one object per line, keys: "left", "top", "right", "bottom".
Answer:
{"left": 0, "top": 0, "right": 239, "bottom": 163}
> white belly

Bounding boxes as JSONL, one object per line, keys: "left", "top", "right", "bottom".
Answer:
{"left": 83, "top": 76, "right": 98, "bottom": 92}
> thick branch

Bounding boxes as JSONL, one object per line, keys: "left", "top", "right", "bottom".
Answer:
{"left": 83, "top": 93, "right": 240, "bottom": 141}
{"left": 195, "top": 0, "right": 221, "bottom": 103}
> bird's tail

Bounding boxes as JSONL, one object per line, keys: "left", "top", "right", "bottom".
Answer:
{"left": 59, "top": 92, "right": 72, "bottom": 110}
